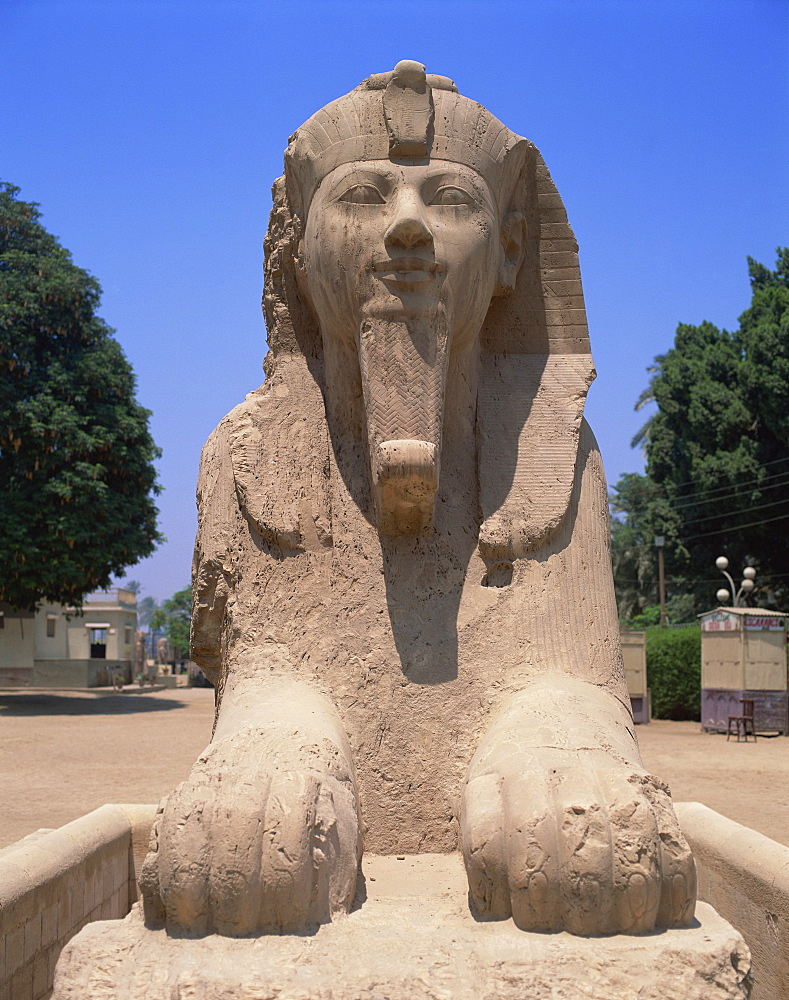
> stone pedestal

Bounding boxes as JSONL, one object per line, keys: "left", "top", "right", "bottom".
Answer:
{"left": 53, "top": 853, "right": 750, "bottom": 999}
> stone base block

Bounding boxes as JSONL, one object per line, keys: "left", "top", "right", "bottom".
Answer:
{"left": 53, "top": 853, "right": 750, "bottom": 999}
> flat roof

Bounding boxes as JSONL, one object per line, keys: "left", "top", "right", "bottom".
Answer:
{"left": 698, "top": 607, "right": 789, "bottom": 618}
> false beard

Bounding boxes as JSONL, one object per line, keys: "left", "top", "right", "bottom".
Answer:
{"left": 356, "top": 306, "right": 451, "bottom": 535}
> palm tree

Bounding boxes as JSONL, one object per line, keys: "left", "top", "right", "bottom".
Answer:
{"left": 630, "top": 354, "right": 665, "bottom": 451}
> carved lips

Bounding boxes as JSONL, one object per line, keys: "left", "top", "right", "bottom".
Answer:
{"left": 373, "top": 256, "right": 445, "bottom": 287}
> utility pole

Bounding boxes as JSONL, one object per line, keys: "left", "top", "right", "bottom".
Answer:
{"left": 654, "top": 536, "right": 667, "bottom": 626}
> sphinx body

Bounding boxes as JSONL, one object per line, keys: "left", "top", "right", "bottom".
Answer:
{"left": 140, "top": 62, "right": 696, "bottom": 938}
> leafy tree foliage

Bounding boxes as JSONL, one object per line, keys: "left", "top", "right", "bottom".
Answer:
{"left": 0, "top": 183, "right": 162, "bottom": 610}
{"left": 151, "top": 586, "right": 191, "bottom": 659}
{"left": 136, "top": 595, "right": 160, "bottom": 629}
{"left": 610, "top": 475, "right": 702, "bottom": 623}
{"left": 611, "top": 474, "right": 669, "bottom": 621}
{"left": 612, "top": 250, "right": 789, "bottom": 614}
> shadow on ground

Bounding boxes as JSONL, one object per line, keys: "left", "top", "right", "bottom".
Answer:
{"left": 0, "top": 692, "right": 187, "bottom": 716}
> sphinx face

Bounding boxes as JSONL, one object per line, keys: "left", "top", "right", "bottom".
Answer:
{"left": 302, "top": 160, "right": 502, "bottom": 534}
{"left": 302, "top": 159, "right": 502, "bottom": 345}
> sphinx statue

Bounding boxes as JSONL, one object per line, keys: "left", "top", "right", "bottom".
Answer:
{"left": 139, "top": 60, "right": 696, "bottom": 939}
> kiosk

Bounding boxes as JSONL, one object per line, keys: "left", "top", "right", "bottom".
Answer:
{"left": 700, "top": 607, "right": 788, "bottom": 734}
{"left": 621, "top": 630, "right": 650, "bottom": 723}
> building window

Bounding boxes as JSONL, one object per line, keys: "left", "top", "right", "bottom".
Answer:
{"left": 0, "top": 615, "right": 4, "bottom": 629}
{"left": 46, "top": 617, "right": 56, "bottom": 637}
{"left": 124, "top": 626, "right": 132, "bottom": 646}
{"left": 90, "top": 628, "right": 108, "bottom": 659}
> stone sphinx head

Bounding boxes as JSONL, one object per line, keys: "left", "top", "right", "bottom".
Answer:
{"left": 263, "top": 61, "right": 595, "bottom": 551}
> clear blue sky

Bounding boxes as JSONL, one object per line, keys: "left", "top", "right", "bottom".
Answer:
{"left": 2, "top": 0, "right": 786, "bottom": 602}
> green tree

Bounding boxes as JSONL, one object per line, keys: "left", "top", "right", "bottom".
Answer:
{"left": 610, "top": 473, "right": 665, "bottom": 621}
{"left": 629, "top": 355, "right": 665, "bottom": 451}
{"left": 614, "top": 250, "right": 789, "bottom": 612}
{"left": 136, "top": 594, "right": 160, "bottom": 629}
{"left": 151, "top": 586, "right": 191, "bottom": 659}
{"left": 0, "top": 183, "right": 162, "bottom": 610}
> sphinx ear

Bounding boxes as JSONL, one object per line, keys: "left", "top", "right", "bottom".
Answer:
{"left": 494, "top": 211, "right": 525, "bottom": 297}
{"left": 291, "top": 237, "right": 318, "bottom": 316}
{"left": 292, "top": 236, "right": 306, "bottom": 285}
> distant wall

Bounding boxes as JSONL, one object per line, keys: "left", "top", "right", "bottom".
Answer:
{"left": 0, "top": 613, "right": 35, "bottom": 679}
{"left": 31, "top": 660, "right": 130, "bottom": 688}
{"left": 676, "top": 801, "right": 789, "bottom": 1000}
{"left": 0, "top": 666, "right": 33, "bottom": 687}
{"left": 33, "top": 606, "right": 70, "bottom": 662}
{"left": 0, "top": 804, "right": 155, "bottom": 1000}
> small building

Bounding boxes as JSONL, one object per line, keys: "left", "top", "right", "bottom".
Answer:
{"left": 621, "top": 630, "right": 650, "bottom": 724}
{"left": 699, "top": 606, "right": 788, "bottom": 735}
{"left": 0, "top": 589, "right": 137, "bottom": 688}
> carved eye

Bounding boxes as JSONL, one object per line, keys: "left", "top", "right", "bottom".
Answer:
{"left": 431, "top": 186, "right": 474, "bottom": 206}
{"left": 338, "top": 184, "right": 386, "bottom": 205}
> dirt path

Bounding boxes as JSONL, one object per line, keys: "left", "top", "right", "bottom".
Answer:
{"left": 1, "top": 688, "right": 787, "bottom": 849}
{"left": 0, "top": 687, "right": 215, "bottom": 849}
{"left": 637, "top": 718, "right": 789, "bottom": 846}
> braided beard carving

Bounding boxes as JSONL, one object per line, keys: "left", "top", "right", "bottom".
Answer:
{"left": 356, "top": 308, "right": 450, "bottom": 535}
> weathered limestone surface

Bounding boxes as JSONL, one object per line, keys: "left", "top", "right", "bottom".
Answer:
{"left": 48, "top": 57, "right": 754, "bottom": 1000}
{"left": 0, "top": 804, "right": 156, "bottom": 1000}
{"left": 677, "top": 802, "right": 789, "bottom": 1000}
{"left": 53, "top": 854, "right": 750, "bottom": 999}
{"left": 135, "top": 59, "right": 698, "bottom": 943}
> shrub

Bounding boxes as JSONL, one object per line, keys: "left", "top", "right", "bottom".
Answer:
{"left": 646, "top": 625, "right": 701, "bottom": 720}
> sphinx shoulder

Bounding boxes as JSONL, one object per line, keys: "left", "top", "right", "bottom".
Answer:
{"left": 477, "top": 352, "right": 596, "bottom": 559}
{"left": 201, "top": 358, "right": 332, "bottom": 553}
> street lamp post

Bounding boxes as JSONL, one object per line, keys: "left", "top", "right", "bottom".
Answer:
{"left": 715, "top": 556, "right": 756, "bottom": 608}
{"left": 654, "top": 536, "right": 667, "bottom": 626}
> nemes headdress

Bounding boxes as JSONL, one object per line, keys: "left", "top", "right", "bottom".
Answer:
{"left": 239, "top": 62, "right": 596, "bottom": 559}
{"left": 285, "top": 60, "right": 527, "bottom": 222}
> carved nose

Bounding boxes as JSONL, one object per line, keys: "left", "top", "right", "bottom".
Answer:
{"left": 384, "top": 208, "right": 433, "bottom": 250}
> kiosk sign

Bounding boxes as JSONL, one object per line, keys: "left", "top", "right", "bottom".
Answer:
{"left": 701, "top": 610, "right": 738, "bottom": 632}
{"left": 744, "top": 616, "right": 784, "bottom": 631}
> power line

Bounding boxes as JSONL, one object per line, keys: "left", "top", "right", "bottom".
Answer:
{"left": 614, "top": 574, "right": 749, "bottom": 586}
{"left": 667, "top": 454, "right": 789, "bottom": 491}
{"left": 684, "top": 511, "right": 789, "bottom": 541}
{"left": 669, "top": 471, "right": 789, "bottom": 511}
{"left": 610, "top": 465, "right": 789, "bottom": 513}
{"left": 680, "top": 495, "right": 789, "bottom": 527}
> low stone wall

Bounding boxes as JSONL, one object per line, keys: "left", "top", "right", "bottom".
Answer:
{"left": 0, "top": 804, "right": 155, "bottom": 1000}
{"left": 0, "top": 661, "right": 131, "bottom": 689}
{"left": 32, "top": 660, "right": 130, "bottom": 688}
{"left": 2, "top": 801, "right": 787, "bottom": 1000}
{"left": 676, "top": 801, "right": 789, "bottom": 1000}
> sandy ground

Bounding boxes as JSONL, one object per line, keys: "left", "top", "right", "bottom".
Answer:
{"left": 1, "top": 686, "right": 787, "bottom": 850}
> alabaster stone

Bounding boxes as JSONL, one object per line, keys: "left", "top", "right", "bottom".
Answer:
{"left": 131, "top": 58, "right": 701, "bottom": 942}
{"left": 53, "top": 855, "right": 750, "bottom": 1000}
{"left": 49, "top": 54, "right": 760, "bottom": 1000}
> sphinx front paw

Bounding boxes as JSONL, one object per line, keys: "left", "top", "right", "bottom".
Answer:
{"left": 461, "top": 749, "right": 695, "bottom": 935}
{"left": 140, "top": 727, "right": 361, "bottom": 936}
